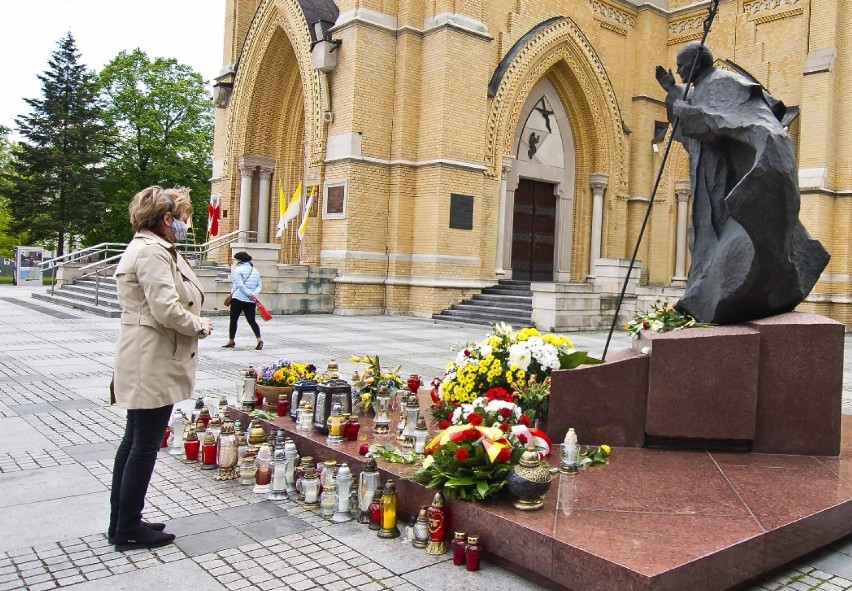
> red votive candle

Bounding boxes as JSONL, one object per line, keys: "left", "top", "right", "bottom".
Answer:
{"left": 201, "top": 442, "right": 217, "bottom": 466}
{"left": 184, "top": 438, "right": 200, "bottom": 462}
{"left": 161, "top": 426, "right": 171, "bottom": 448}
{"left": 465, "top": 535, "right": 481, "bottom": 571}
{"left": 255, "top": 466, "right": 271, "bottom": 486}
{"left": 451, "top": 532, "right": 467, "bottom": 566}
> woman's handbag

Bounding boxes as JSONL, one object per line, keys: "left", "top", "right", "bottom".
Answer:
{"left": 251, "top": 296, "right": 272, "bottom": 321}
{"left": 224, "top": 294, "right": 232, "bottom": 306}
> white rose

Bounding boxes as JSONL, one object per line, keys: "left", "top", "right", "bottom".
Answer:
{"left": 480, "top": 344, "right": 493, "bottom": 358}
{"left": 651, "top": 320, "right": 665, "bottom": 332}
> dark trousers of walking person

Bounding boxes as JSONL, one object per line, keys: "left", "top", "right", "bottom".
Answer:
{"left": 110, "top": 405, "right": 172, "bottom": 539}
{"left": 229, "top": 298, "right": 261, "bottom": 340}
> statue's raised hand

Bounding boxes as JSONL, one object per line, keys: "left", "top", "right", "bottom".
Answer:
{"left": 656, "top": 65, "right": 676, "bottom": 92}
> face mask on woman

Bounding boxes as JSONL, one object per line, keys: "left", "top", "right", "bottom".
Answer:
{"left": 170, "top": 218, "right": 188, "bottom": 242}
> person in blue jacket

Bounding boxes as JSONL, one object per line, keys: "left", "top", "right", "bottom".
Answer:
{"left": 223, "top": 251, "right": 263, "bottom": 350}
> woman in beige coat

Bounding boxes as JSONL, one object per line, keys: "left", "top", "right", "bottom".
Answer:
{"left": 109, "top": 186, "right": 213, "bottom": 551}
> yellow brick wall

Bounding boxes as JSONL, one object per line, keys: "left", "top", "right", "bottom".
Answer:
{"left": 215, "top": 0, "right": 851, "bottom": 323}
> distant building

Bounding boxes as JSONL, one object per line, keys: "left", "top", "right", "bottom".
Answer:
{"left": 210, "top": 0, "right": 850, "bottom": 328}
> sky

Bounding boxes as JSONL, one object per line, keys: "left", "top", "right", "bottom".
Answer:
{"left": 1, "top": 0, "right": 227, "bottom": 133}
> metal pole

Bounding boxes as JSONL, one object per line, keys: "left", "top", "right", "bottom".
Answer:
{"left": 95, "top": 271, "right": 100, "bottom": 307}
{"left": 602, "top": 0, "right": 720, "bottom": 360}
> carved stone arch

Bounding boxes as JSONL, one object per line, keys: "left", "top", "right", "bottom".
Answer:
{"left": 485, "top": 17, "right": 625, "bottom": 191}
{"left": 222, "top": 0, "right": 325, "bottom": 178}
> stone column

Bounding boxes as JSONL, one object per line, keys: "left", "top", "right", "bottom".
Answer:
{"left": 495, "top": 156, "right": 514, "bottom": 275}
{"left": 673, "top": 180, "right": 691, "bottom": 285}
{"left": 588, "top": 173, "right": 609, "bottom": 280}
{"left": 238, "top": 160, "right": 255, "bottom": 241}
{"left": 256, "top": 167, "right": 273, "bottom": 243}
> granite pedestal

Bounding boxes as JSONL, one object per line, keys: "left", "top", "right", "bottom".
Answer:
{"left": 229, "top": 408, "right": 852, "bottom": 591}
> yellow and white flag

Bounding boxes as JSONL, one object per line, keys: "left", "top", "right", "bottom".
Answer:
{"left": 275, "top": 179, "right": 302, "bottom": 238}
{"left": 297, "top": 186, "right": 316, "bottom": 241}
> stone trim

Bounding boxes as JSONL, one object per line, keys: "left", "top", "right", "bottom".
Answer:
{"left": 743, "top": 0, "right": 802, "bottom": 17}
{"left": 753, "top": 6, "right": 803, "bottom": 24}
{"left": 324, "top": 154, "right": 487, "bottom": 172}
{"left": 334, "top": 272, "right": 493, "bottom": 289}
{"left": 321, "top": 249, "right": 480, "bottom": 266}
{"left": 590, "top": 0, "right": 636, "bottom": 28}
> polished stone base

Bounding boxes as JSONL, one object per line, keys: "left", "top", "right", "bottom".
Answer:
{"left": 229, "top": 407, "right": 852, "bottom": 591}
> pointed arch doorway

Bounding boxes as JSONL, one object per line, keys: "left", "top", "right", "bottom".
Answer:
{"left": 502, "top": 78, "right": 576, "bottom": 283}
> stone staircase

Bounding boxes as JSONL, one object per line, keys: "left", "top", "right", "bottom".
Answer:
{"left": 432, "top": 279, "right": 533, "bottom": 327}
{"left": 32, "top": 276, "right": 121, "bottom": 318}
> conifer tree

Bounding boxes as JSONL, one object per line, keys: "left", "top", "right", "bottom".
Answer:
{"left": 6, "top": 32, "right": 106, "bottom": 255}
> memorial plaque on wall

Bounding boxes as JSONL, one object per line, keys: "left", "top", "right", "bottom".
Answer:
{"left": 449, "top": 194, "right": 473, "bottom": 230}
{"left": 326, "top": 185, "right": 345, "bottom": 215}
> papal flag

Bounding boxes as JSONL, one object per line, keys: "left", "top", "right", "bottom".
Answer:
{"left": 275, "top": 179, "right": 302, "bottom": 238}
{"left": 297, "top": 186, "right": 316, "bottom": 241}
{"left": 207, "top": 194, "right": 220, "bottom": 236}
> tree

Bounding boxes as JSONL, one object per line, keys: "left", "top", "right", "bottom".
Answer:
{"left": 5, "top": 33, "right": 106, "bottom": 256}
{"left": 92, "top": 49, "right": 214, "bottom": 244}
{"left": 0, "top": 126, "right": 29, "bottom": 257}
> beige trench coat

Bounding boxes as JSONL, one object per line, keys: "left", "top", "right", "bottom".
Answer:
{"left": 112, "top": 230, "right": 207, "bottom": 409}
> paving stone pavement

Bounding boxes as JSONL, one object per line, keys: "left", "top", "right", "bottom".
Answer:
{"left": 0, "top": 284, "right": 850, "bottom": 591}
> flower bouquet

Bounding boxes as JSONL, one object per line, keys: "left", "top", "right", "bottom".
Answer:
{"left": 350, "top": 354, "right": 404, "bottom": 414}
{"left": 257, "top": 359, "right": 316, "bottom": 387}
{"left": 512, "top": 375, "right": 551, "bottom": 425}
{"left": 625, "top": 300, "right": 714, "bottom": 339}
{"left": 437, "top": 323, "right": 600, "bottom": 416}
{"left": 411, "top": 425, "right": 525, "bottom": 501}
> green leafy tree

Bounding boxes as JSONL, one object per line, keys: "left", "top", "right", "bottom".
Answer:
{"left": 93, "top": 49, "right": 214, "bottom": 244}
{"left": 5, "top": 33, "right": 106, "bottom": 256}
{"left": 0, "top": 126, "right": 29, "bottom": 257}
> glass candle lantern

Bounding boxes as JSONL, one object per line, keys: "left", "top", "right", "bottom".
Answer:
{"left": 214, "top": 420, "right": 239, "bottom": 481}
{"left": 357, "top": 457, "right": 381, "bottom": 524}
{"left": 451, "top": 531, "right": 467, "bottom": 565}
{"left": 378, "top": 480, "right": 400, "bottom": 539}
{"left": 207, "top": 415, "right": 222, "bottom": 442}
{"left": 396, "top": 407, "right": 407, "bottom": 442}
{"left": 314, "top": 378, "right": 352, "bottom": 434}
{"left": 236, "top": 428, "right": 248, "bottom": 463}
{"left": 289, "top": 379, "right": 318, "bottom": 422}
{"left": 198, "top": 408, "right": 211, "bottom": 429}
{"left": 326, "top": 404, "right": 346, "bottom": 445}
{"left": 208, "top": 396, "right": 220, "bottom": 418}
{"left": 413, "top": 416, "right": 429, "bottom": 455}
{"left": 267, "top": 445, "right": 288, "bottom": 500}
{"left": 368, "top": 488, "right": 383, "bottom": 531}
{"left": 465, "top": 535, "right": 481, "bottom": 571}
{"left": 161, "top": 425, "right": 171, "bottom": 449}
{"left": 239, "top": 454, "right": 256, "bottom": 485}
{"left": 402, "top": 396, "right": 420, "bottom": 447}
{"left": 320, "top": 483, "right": 337, "bottom": 518}
{"left": 184, "top": 426, "right": 200, "bottom": 462}
{"left": 320, "top": 460, "right": 337, "bottom": 493}
{"left": 301, "top": 466, "right": 320, "bottom": 509}
{"left": 426, "top": 491, "right": 449, "bottom": 555}
{"left": 194, "top": 419, "right": 206, "bottom": 438}
{"left": 253, "top": 443, "right": 272, "bottom": 494}
{"left": 332, "top": 464, "right": 354, "bottom": 523}
{"left": 298, "top": 402, "right": 314, "bottom": 432}
{"left": 295, "top": 456, "right": 312, "bottom": 502}
{"left": 413, "top": 505, "right": 430, "bottom": 549}
{"left": 169, "top": 410, "right": 185, "bottom": 456}
{"left": 343, "top": 416, "right": 361, "bottom": 441}
{"left": 247, "top": 421, "right": 267, "bottom": 447}
{"left": 283, "top": 438, "right": 299, "bottom": 499}
{"left": 374, "top": 385, "right": 391, "bottom": 434}
{"left": 560, "top": 428, "right": 579, "bottom": 474}
{"left": 201, "top": 432, "right": 217, "bottom": 470}
{"left": 277, "top": 393, "right": 289, "bottom": 417}
{"left": 407, "top": 374, "right": 422, "bottom": 395}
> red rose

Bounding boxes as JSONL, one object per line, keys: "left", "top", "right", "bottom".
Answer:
{"left": 424, "top": 447, "right": 434, "bottom": 456}
{"left": 467, "top": 413, "right": 483, "bottom": 426}
{"left": 496, "top": 447, "right": 511, "bottom": 462}
{"left": 464, "top": 349, "right": 471, "bottom": 357}
{"left": 359, "top": 444, "right": 369, "bottom": 455}
{"left": 439, "top": 420, "right": 450, "bottom": 430}
{"left": 643, "top": 321, "right": 650, "bottom": 330}
{"left": 499, "top": 422, "right": 509, "bottom": 431}
{"left": 518, "top": 433, "right": 528, "bottom": 445}
{"left": 519, "top": 414, "right": 531, "bottom": 426}
{"left": 455, "top": 448, "right": 469, "bottom": 461}
{"left": 499, "top": 407, "right": 512, "bottom": 418}
{"left": 464, "top": 428, "right": 480, "bottom": 441}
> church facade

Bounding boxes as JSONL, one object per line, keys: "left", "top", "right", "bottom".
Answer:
{"left": 210, "top": 0, "right": 851, "bottom": 328}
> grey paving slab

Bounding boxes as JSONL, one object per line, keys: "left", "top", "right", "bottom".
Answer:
{"left": 0, "top": 463, "right": 106, "bottom": 508}
{"left": 217, "top": 502, "right": 287, "bottom": 526}
{"left": 810, "top": 551, "right": 852, "bottom": 580}
{"left": 51, "top": 399, "right": 102, "bottom": 412}
{"left": 323, "top": 521, "right": 451, "bottom": 575}
{"left": 401, "top": 558, "right": 546, "bottom": 591}
{"left": 0, "top": 492, "right": 109, "bottom": 553}
{"left": 0, "top": 417, "right": 57, "bottom": 453}
{"left": 7, "top": 403, "right": 54, "bottom": 415}
{"left": 174, "top": 528, "right": 254, "bottom": 558}
{"left": 61, "top": 559, "right": 226, "bottom": 590}
{"left": 164, "top": 513, "right": 231, "bottom": 537}
{"left": 237, "top": 516, "right": 310, "bottom": 542}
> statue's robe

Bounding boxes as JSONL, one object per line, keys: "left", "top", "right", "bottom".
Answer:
{"left": 665, "top": 67, "right": 829, "bottom": 324}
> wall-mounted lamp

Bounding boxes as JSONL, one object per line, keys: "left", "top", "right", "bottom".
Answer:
{"left": 213, "top": 64, "right": 237, "bottom": 109}
{"left": 311, "top": 21, "right": 342, "bottom": 73}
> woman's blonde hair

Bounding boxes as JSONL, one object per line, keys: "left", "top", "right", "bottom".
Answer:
{"left": 129, "top": 186, "right": 193, "bottom": 233}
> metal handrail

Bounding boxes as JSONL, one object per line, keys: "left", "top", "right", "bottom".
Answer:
{"left": 40, "top": 243, "right": 126, "bottom": 269}
{"left": 176, "top": 230, "right": 256, "bottom": 261}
